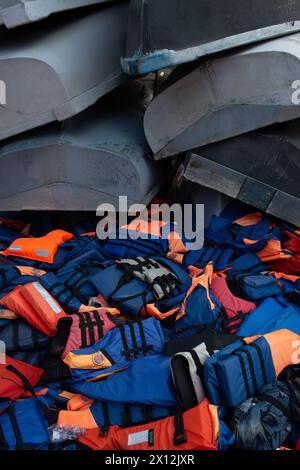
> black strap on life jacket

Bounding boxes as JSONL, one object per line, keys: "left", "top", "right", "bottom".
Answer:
{"left": 123, "top": 404, "right": 133, "bottom": 427}
{"left": 173, "top": 408, "right": 187, "bottom": 446}
{"left": 64, "top": 270, "right": 90, "bottom": 305}
{"left": 248, "top": 343, "right": 268, "bottom": 385}
{"left": 100, "top": 402, "right": 110, "bottom": 437}
{"left": 232, "top": 351, "right": 251, "bottom": 399}
{"left": 119, "top": 323, "right": 131, "bottom": 361}
{"left": 256, "top": 393, "right": 291, "bottom": 419}
{"left": 6, "top": 365, "right": 36, "bottom": 397}
{"left": 0, "top": 421, "right": 9, "bottom": 449}
{"left": 137, "top": 320, "right": 152, "bottom": 356}
{"left": 76, "top": 312, "right": 105, "bottom": 349}
{"left": 47, "top": 282, "right": 73, "bottom": 307}
{"left": 120, "top": 321, "right": 153, "bottom": 360}
{"left": 128, "top": 321, "right": 139, "bottom": 359}
{"left": 142, "top": 405, "right": 154, "bottom": 423}
{"left": 7, "top": 407, "right": 23, "bottom": 450}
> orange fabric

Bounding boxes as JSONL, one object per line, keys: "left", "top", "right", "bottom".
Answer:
{"left": 17, "top": 266, "right": 46, "bottom": 277}
{"left": 1, "top": 229, "right": 73, "bottom": 263}
{"left": 245, "top": 330, "right": 300, "bottom": 377}
{"left": 268, "top": 271, "right": 300, "bottom": 283}
{"left": 0, "top": 309, "right": 18, "bottom": 320}
{"left": 234, "top": 212, "right": 263, "bottom": 227}
{"left": 167, "top": 252, "right": 184, "bottom": 264}
{"left": 67, "top": 394, "right": 93, "bottom": 411}
{"left": 245, "top": 239, "right": 293, "bottom": 262}
{"left": 178, "top": 262, "right": 215, "bottom": 318}
{"left": 58, "top": 408, "right": 97, "bottom": 430}
{"left": 110, "top": 399, "right": 217, "bottom": 450}
{"left": 21, "top": 387, "right": 48, "bottom": 398}
{"left": 143, "top": 303, "right": 181, "bottom": 321}
{"left": 122, "top": 219, "right": 166, "bottom": 237}
{"left": 0, "top": 282, "right": 66, "bottom": 336}
{"left": 78, "top": 427, "right": 118, "bottom": 450}
{"left": 264, "top": 329, "right": 300, "bottom": 376}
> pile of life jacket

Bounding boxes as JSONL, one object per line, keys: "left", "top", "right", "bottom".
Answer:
{"left": 1, "top": 203, "right": 300, "bottom": 451}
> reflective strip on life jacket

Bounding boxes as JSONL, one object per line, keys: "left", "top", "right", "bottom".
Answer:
{"left": 1, "top": 230, "right": 74, "bottom": 264}
{"left": 0, "top": 282, "right": 66, "bottom": 336}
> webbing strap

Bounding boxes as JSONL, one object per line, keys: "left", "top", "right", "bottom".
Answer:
{"left": 76, "top": 313, "right": 87, "bottom": 349}
{"left": 100, "top": 402, "right": 110, "bottom": 437}
{"left": 128, "top": 322, "right": 139, "bottom": 358}
{"left": 248, "top": 343, "right": 268, "bottom": 385}
{"left": 232, "top": 352, "right": 251, "bottom": 399}
{"left": 0, "top": 422, "right": 8, "bottom": 449}
{"left": 119, "top": 324, "right": 131, "bottom": 361}
{"left": 137, "top": 320, "right": 152, "bottom": 355}
{"left": 7, "top": 407, "right": 23, "bottom": 450}
{"left": 123, "top": 404, "right": 133, "bottom": 427}
{"left": 142, "top": 405, "right": 153, "bottom": 422}
{"left": 242, "top": 348, "right": 258, "bottom": 395}
{"left": 84, "top": 312, "right": 95, "bottom": 345}
{"left": 173, "top": 409, "right": 187, "bottom": 446}
{"left": 93, "top": 311, "right": 104, "bottom": 339}
{"left": 6, "top": 365, "right": 36, "bottom": 397}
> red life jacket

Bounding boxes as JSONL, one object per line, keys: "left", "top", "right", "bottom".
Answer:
{"left": 0, "top": 282, "right": 67, "bottom": 336}
{"left": 0, "top": 356, "right": 43, "bottom": 411}
{"left": 51, "top": 309, "right": 118, "bottom": 359}
{"left": 270, "top": 255, "right": 300, "bottom": 275}
{"left": 78, "top": 400, "right": 218, "bottom": 451}
{"left": 211, "top": 277, "right": 256, "bottom": 334}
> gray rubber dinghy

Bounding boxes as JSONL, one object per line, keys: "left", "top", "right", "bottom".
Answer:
{"left": 0, "top": 2, "right": 128, "bottom": 140}
{"left": 144, "top": 33, "right": 300, "bottom": 160}
{"left": 122, "top": 0, "right": 300, "bottom": 75}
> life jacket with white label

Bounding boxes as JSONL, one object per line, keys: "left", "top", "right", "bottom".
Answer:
{"left": 0, "top": 282, "right": 67, "bottom": 336}
{"left": 78, "top": 399, "right": 234, "bottom": 451}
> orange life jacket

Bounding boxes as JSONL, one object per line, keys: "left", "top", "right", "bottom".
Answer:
{"left": 1, "top": 229, "right": 74, "bottom": 264}
{"left": 0, "top": 282, "right": 67, "bottom": 336}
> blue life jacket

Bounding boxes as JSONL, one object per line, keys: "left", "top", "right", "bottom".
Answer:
{"left": 0, "top": 398, "right": 49, "bottom": 450}
{"left": 0, "top": 266, "right": 40, "bottom": 299}
{"left": 237, "top": 298, "right": 300, "bottom": 336}
{"left": 72, "top": 355, "right": 176, "bottom": 408}
{"left": 89, "top": 257, "right": 191, "bottom": 317}
{"left": 65, "top": 317, "right": 165, "bottom": 382}
{"left": 228, "top": 274, "right": 282, "bottom": 301}
{"left": 0, "top": 319, "right": 50, "bottom": 352}
{"left": 9, "top": 349, "right": 49, "bottom": 367}
{"left": 40, "top": 272, "right": 88, "bottom": 312}
{"left": 182, "top": 244, "right": 234, "bottom": 270}
{"left": 91, "top": 401, "right": 175, "bottom": 433}
{"left": 203, "top": 337, "right": 276, "bottom": 407}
